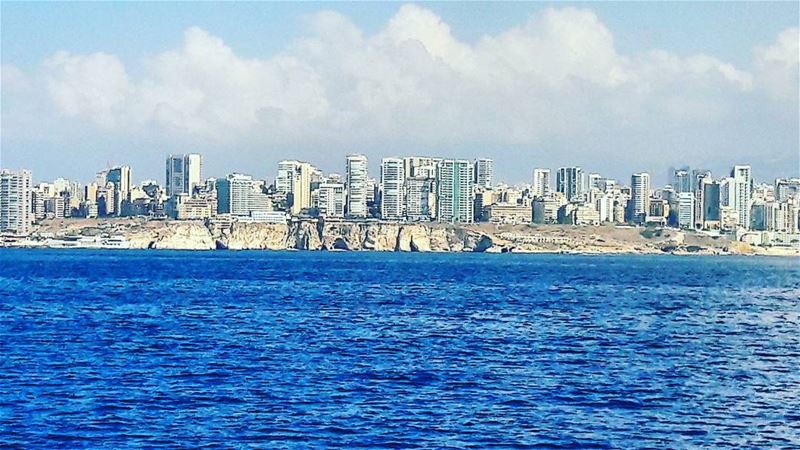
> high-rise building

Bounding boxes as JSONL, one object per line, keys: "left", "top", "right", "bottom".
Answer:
{"left": 701, "top": 180, "right": 721, "bottom": 229}
{"left": 731, "top": 165, "right": 752, "bottom": 228}
{"left": 366, "top": 177, "right": 378, "bottom": 206}
{"left": 105, "top": 166, "right": 131, "bottom": 216}
{"left": 720, "top": 177, "right": 734, "bottom": 207}
{"left": 531, "top": 169, "right": 550, "bottom": 198}
{"left": 317, "top": 183, "right": 345, "bottom": 218}
{"left": 474, "top": 158, "right": 493, "bottom": 189}
{"left": 436, "top": 159, "right": 474, "bottom": 223}
{"left": 276, "top": 161, "right": 295, "bottom": 195}
{"left": 630, "top": 172, "right": 651, "bottom": 224}
{"left": 217, "top": 173, "right": 255, "bottom": 216}
{"left": 277, "top": 160, "right": 313, "bottom": 215}
{"left": 595, "top": 193, "right": 616, "bottom": 223}
{"left": 693, "top": 170, "right": 712, "bottom": 228}
{"left": 765, "top": 200, "right": 799, "bottom": 233}
{"left": 556, "top": 167, "right": 584, "bottom": 201}
{"left": 166, "top": 154, "right": 202, "bottom": 198}
{"left": 346, "top": 154, "right": 368, "bottom": 218}
{"left": 380, "top": 157, "right": 404, "bottom": 220}
{"left": 0, "top": 169, "right": 33, "bottom": 235}
{"left": 672, "top": 168, "right": 692, "bottom": 193}
{"left": 775, "top": 178, "right": 800, "bottom": 202}
{"left": 405, "top": 177, "right": 435, "bottom": 221}
{"left": 84, "top": 183, "right": 98, "bottom": 205}
{"left": 587, "top": 173, "right": 602, "bottom": 190}
{"left": 677, "top": 192, "right": 695, "bottom": 229}
{"left": 403, "top": 156, "right": 440, "bottom": 180}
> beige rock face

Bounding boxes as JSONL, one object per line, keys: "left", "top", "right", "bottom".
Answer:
{"left": 221, "top": 223, "right": 289, "bottom": 250}
{"left": 446, "top": 228, "right": 466, "bottom": 252}
{"left": 150, "top": 221, "right": 215, "bottom": 250}
{"left": 29, "top": 217, "right": 783, "bottom": 256}
{"left": 125, "top": 228, "right": 158, "bottom": 249}
{"left": 363, "top": 224, "right": 400, "bottom": 251}
{"left": 321, "top": 223, "right": 363, "bottom": 250}
{"left": 397, "top": 225, "right": 432, "bottom": 252}
{"left": 428, "top": 228, "right": 450, "bottom": 252}
{"left": 290, "top": 221, "right": 323, "bottom": 250}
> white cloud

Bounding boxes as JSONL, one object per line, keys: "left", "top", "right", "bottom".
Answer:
{"left": 754, "top": 27, "right": 799, "bottom": 101}
{"left": 7, "top": 5, "right": 797, "bottom": 157}
{"left": 1, "top": 64, "right": 31, "bottom": 92}
{"left": 44, "top": 51, "right": 133, "bottom": 127}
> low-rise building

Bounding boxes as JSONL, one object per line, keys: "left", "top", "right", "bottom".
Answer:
{"left": 176, "top": 194, "right": 218, "bottom": 220}
{"left": 483, "top": 203, "right": 531, "bottom": 224}
{"left": 571, "top": 204, "right": 600, "bottom": 226}
{"left": 532, "top": 194, "right": 563, "bottom": 224}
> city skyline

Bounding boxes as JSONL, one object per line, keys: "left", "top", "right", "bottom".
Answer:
{"left": 1, "top": 2, "right": 798, "bottom": 184}
{"left": 4, "top": 150, "right": 799, "bottom": 251}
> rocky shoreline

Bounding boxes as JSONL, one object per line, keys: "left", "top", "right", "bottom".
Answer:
{"left": 8, "top": 218, "right": 798, "bottom": 257}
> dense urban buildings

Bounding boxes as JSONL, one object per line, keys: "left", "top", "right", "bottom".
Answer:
{"left": 2, "top": 151, "right": 799, "bottom": 250}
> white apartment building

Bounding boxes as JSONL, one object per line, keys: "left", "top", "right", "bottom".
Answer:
{"left": 405, "top": 177, "right": 435, "bottom": 221}
{"left": 731, "top": 165, "right": 753, "bottom": 228}
{"left": 436, "top": 159, "right": 474, "bottom": 223}
{"left": 380, "top": 157, "right": 405, "bottom": 220}
{"left": 474, "top": 158, "right": 493, "bottom": 189}
{"left": 0, "top": 169, "right": 33, "bottom": 235}
{"left": 277, "top": 160, "right": 313, "bottom": 215}
{"left": 531, "top": 168, "right": 550, "bottom": 198}
{"left": 346, "top": 154, "right": 368, "bottom": 218}
{"left": 317, "top": 183, "right": 345, "bottom": 218}
{"left": 630, "top": 172, "right": 651, "bottom": 223}
{"left": 677, "top": 192, "right": 695, "bottom": 229}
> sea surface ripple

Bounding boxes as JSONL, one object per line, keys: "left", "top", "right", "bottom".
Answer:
{"left": 1, "top": 250, "right": 799, "bottom": 448}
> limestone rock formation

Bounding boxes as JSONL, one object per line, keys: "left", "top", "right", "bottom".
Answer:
{"left": 396, "top": 224, "right": 432, "bottom": 252}
{"left": 362, "top": 224, "right": 400, "bottom": 251}
{"left": 149, "top": 221, "right": 215, "bottom": 250}
{"left": 321, "top": 222, "right": 363, "bottom": 250}
{"left": 428, "top": 228, "right": 450, "bottom": 252}
{"left": 220, "top": 223, "right": 289, "bottom": 250}
{"left": 289, "top": 221, "right": 323, "bottom": 250}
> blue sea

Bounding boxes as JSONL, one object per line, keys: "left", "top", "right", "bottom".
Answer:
{"left": 1, "top": 249, "right": 799, "bottom": 448}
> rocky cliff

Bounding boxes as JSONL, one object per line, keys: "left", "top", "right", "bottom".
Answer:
{"left": 27, "top": 217, "right": 788, "bottom": 255}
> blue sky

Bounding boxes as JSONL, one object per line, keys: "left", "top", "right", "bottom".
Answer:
{"left": 1, "top": 2, "right": 798, "bottom": 185}
{"left": 3, "top": 2, "right": 796, "bottom": 67}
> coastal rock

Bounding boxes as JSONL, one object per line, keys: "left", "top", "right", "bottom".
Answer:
{"left": 428, "top": 228, "right": 450, "bottom": 252}
{"left": 461, "top": 231, "right": 485, "bottom": 252}
{"left": 223, "top": 223, "right": 289, "bottom": 250}
{"left": 445, "top": 228, "right": 466, "bottom": 252}
{"left": 321, "top": 222, "right": 362, "bottom": 250}
{"left": 397, "top": 225, "right": 431, "bottom": 252}
{"left": 27, "top": 217, "right": 790, "bottom": 256}
{"left": 125, "top": 228, "right": 159, "bottom": 249}
{"left": 290, "top": 221, "right": 323, "bottom": 250}
{"left": 473, "top": 235, "right": 494, "bottom": 252}
{"left": 362, "top": 224, "right": 400, "bottom": 251}
{"left": 150, "top": 221, "right": 215, "bottom": 250}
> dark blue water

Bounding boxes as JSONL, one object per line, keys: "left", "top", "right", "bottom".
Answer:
{"left": 1, "top": 250, "right": 799, "bottom": 448}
